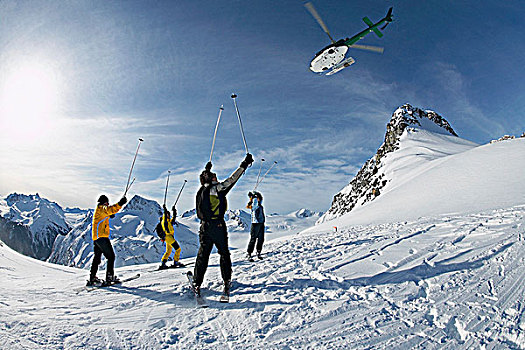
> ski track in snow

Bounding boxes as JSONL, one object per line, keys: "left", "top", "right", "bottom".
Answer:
{"left": 1, "top": 206, "right": 524, "bottom": 349}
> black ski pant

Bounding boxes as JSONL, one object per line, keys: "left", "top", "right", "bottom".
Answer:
{"left": 193, "top": 220, "right": 231, "bottom": 287}
{"left": 247, "top": 223, "right": 265, "bottom": 255}
{"left": 90, "top": 237, "right": 115, "bottom": 280}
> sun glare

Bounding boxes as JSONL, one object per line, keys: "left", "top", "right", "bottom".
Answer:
{"left": 0, "top": 60, "right": 62, "bottom": 140}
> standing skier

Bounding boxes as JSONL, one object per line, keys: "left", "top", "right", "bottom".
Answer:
{"left": 88, "top": 195, "right": 127, "bottom": 286}
{"left": 192, "top": 153, "right": 254, "bottom": 297}
{"left": 246, "top": 191, "right": 265, "bottom": 261}
{"left": 156, "top": 204, "right": 184, "bottom": 269}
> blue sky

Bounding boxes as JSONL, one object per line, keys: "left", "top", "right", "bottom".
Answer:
{"left": 0, "top": 0, "right": 523, "bottom": 214}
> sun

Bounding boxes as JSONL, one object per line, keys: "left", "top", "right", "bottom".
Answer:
{"left": 0, "top": 60, "right": 62, "bottom": 140}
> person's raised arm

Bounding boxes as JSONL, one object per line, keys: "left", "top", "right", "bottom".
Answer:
{"left": 215, "top": 154, "right": 253, "bottom": 193}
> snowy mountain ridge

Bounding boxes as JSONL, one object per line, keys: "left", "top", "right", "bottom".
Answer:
{"left": 0, "top": 193, "right": 72, "bottom": 260}
{"left": 318, "top": 104, "right": 477, "bottom": 223}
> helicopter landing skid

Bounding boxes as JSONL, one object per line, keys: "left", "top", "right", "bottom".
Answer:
{"left": 326, "top": 57, "right": 355, "bottom": 76}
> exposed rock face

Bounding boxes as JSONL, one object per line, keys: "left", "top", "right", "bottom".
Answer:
{"left": 0, "top": 216, "right": 34, "bottom": 257}
{"left": 318, "top": 104, "right": 458, "bottom": 223}
{"left": 0, "top": 193, "right": 71, "bottom": 260}
{"left": 377, "top": 104, "right": 457, "bottom": 161}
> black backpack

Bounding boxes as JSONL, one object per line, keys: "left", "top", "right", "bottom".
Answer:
{"left": 196, "top": 185, "right": 228, "bottom": 221}
{"left": 155, "top": 221, "right": 166, "bottom": 240}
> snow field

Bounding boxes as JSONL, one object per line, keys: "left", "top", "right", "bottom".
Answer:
{"left": 1, "top": 204, "right": 524, "bottom": 349}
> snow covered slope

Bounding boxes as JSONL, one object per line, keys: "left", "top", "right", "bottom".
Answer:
{"left": 313, "top": 136, "right": 525, "bottom": 230}
{"left": 1, "top": 204, "right": 524, "bottom": 349}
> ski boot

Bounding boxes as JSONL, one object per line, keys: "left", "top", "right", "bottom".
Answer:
{"left": 86, "top": 276, "right": 104, "bottom": 287}
{"left": 257, "top": 251, "right": 263, "bottom": 260}
{"left": 246, "top": 252, "right": 254, "bottom": 262}
{"left": 171, "top": 261, "right": 185, "bottom": 268}
{"left": 105, "top": 274, "right": 121, "bottom": 286}
{"left": 192, "top": 280, "right": 201, "bottom": 297}
{"left": 224, "top": 280, "right": 231, "bottom": 296}
{"left": 220, "top": 280, "right": 231, "bottom": 303}
{"left": 158, "top": 261, "right": 169, "bottom": 270}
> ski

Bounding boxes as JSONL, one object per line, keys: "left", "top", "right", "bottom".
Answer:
{"left": 186, "top": 271, "right": 208, "bottom": 308}
{"left": 75, "top": 273, "right": 140, "bottom": 293}
{"left": 154, "top": 262, "right": 190, "bottom": 272}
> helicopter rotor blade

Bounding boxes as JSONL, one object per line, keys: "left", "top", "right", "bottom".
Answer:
{"left": 349, "top": 44, "right": 384, "bottom": 54}
{"left": 304, "top": 2, "right": 335, "bottom": 44}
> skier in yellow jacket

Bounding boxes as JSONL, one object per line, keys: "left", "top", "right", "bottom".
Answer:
{"left": 88, "top": 194, "right": 127, "bottom": 286}
{"left": 156, "top": 204, "right": 184, "bottom": 269}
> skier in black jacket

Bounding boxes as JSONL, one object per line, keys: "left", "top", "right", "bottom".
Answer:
{"left": 192, "top": 153, "right": 253, "bottom": 297}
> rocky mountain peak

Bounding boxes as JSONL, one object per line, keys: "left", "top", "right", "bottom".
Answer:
{"left": 122, "top": 195, "right": 162, "bottom": 216}
{"left": 317, "top": 104, "right": 459, "bottom": 224}
{"left": 377, "top": 104, "right": 457, "bottom": 161}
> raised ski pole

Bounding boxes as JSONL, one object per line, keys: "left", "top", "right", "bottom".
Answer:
{"left": 163, "top": 171, "right": 171, "bottom": 207}
{"left": 231, "top": 93, "right": 249, "bottom": 154}
{"left": 255, "top": 158, "right": 265, "bottom": 189}
{"left": 210, "top": 105, "right": 224, "bottom": 162}
{"left": 126, "top": 177, "right": 136, "bottom": 192}
{"left": 254, "top": 161, "right": 277, "bottom": 191}
{"left": 174, "top": 180, "right": 188, "bottom": 206}
{"left": 124, "top": 138, "right": 144, "bottom": 196}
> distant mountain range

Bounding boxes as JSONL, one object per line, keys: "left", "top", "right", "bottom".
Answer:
{"left": 0, "top": 192, "right": 321, "bottom": 269}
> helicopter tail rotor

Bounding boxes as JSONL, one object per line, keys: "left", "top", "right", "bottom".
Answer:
{"left": 304, "top": 2, "right": 335, "bottom": 44}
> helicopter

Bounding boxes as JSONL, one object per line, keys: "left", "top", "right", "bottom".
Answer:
{"left": 304, "top": 2, "right": 393, "bottom": 76}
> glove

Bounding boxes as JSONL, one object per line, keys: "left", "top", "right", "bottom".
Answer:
{"left": 163, "top": 204, "right": 168, "bottom": 213}
{"left": 240, "top": 153, "right": 254, "bottom": 169}
{"left": 172, "top": 206, "right": 177, "bottom": 218}
{"left": 248, "top": 192, "right": 254, "bottom": 198}
{"left": 205, "top": 161, "right": 212, "bottom": 171}
{"left": 109, "top": 214, "right": 115, "bottom": 219}
{"left": 118, "top": 197, "right": 127, "bottom": 206}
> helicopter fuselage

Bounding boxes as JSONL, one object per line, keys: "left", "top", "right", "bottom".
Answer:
{"left": 310, "top": 39, "right": 348, "bottom": 73}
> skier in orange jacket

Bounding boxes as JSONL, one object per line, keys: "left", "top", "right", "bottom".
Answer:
{"left": 88, "top": 194, "right": 127, "bottom": 286}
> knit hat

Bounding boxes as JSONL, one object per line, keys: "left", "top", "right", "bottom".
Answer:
{"left": 97, "top": 195, "right": 109, "bottom": 205}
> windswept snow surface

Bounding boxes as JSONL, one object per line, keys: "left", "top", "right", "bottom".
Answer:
{"left": 1, "top": 205, "right": 525, "bottom": 349}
